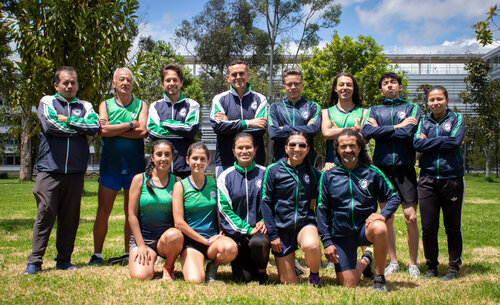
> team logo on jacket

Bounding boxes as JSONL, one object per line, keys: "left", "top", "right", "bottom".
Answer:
{"left": 301, "top": 111, "right": 309, "bottom": 120}
{"left": 179, "top": 108, "right": 187, "bottom": 117}
{"left": 397, "top": 111, "right": 406, "bottom": 120}
{"left": 303, "top": 174, "right": 310, "bottom": 184}
{"left": 251, "top": 101, "right": 258, "bottom": 110}
{"left": 443, "top": 122, "right": 452, "bottom": 132}
{"left": 210, "top": 191, "right": 216, "bottom": 198}
{"left": 72, "top": 109, "right": 82, "bottom": 117}
{"left": 255, "top": 179, "right": 262, "bottom": 189}
{"left": 359, "top": 179, "right": 369, "bottom": 190}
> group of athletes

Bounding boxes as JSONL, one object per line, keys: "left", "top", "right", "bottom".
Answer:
{"left": 22, "top": 59, "right": 465, "bottom": 293}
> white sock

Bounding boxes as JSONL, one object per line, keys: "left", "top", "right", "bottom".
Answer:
{"left": 93, "top": 253, "right": 102, "bottom": 259}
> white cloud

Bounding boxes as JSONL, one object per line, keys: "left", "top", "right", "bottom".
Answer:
{"left": 385, "top": 38, "right": 499, "bottom": 54}
{"left": 162, "top": 13, "right": 173, "bottom": 25}
{"left": 355, "top": 0, "right": 498, "bottom": 41}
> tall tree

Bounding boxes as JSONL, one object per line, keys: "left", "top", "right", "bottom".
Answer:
{"left": 300, "top": 33, "right": 395, "bottom": 108}
{"left": 252, "top": 0, "right": 341, "bottom": 104}
{"left": 4, "top": 0, "right": 139, "bottom": 180}
{"left": 460, "top": 57, "right": 500, "bottom": 177}
{"left": 414, "top": 84, "right": 433, "bottom": 116}
{"left": 130, "top": 40, "right": 204, "bottom": 105}
{"left": 175, "top": 0, "right": 270, "bottom": 101}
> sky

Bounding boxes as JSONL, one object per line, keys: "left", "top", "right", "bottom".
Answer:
{"left": 135, "top": 0, "right": 500, "bottom": 56}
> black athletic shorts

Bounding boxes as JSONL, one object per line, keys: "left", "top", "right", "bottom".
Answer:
{"left": 183, "top": 235, "right": 209, "bottom": 258}
{"left": 378, "top": 165, "right": 418, "bottom": 205}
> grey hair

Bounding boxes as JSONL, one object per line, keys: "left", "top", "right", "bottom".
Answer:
{"left": 113, "top": 67, "right": 135, "bottom": 82}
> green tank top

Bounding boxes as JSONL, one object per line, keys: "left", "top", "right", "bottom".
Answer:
{"left": 100, "top": 97, "right": 145, "bottom": 175}
{"left": 325, "top": 105, "right": 364, "bottom": 162}
{"left": 138, "top": 172, "right": 176, "bottom": 240}
{"left": 181, "top": 175, "right": 219, "bottom": 238}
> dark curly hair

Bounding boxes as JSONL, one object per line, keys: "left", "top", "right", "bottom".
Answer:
{"left": 334, "top": 129, "right": 371, "bottom": 165}
{"left": 327, "top": 72, "right": 363, "bottom": 108}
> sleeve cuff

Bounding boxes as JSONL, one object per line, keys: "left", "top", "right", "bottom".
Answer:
{"left": 241, "top": 120, "right": 248, "bottom": 129}
{"left": 322, "top": 239, "right": 334, "bottom": 248}
{"left": 65, "top": 116, "right": 73, "bottom": 125}
{"left": 246, "top": 228, "right": 252, "bottom": 236}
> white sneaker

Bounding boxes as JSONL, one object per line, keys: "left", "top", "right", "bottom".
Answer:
{"left": 408, "top": 264, "right": 420, "bottom": 278}
{"left": 384, "top": 262, "right": 400, "bottom": 275}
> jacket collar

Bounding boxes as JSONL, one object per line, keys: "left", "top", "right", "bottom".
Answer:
{"left": 428, "top": 108, "right": 451, "bottom": 124}
{"left": 55, "top": 93, "right": 79, "bottom": 103}
{"left": 234, "top": 161, "right": 256, "bottom": 173}
{"left": 229, "top": 83, "right": 251, "bottom": 98}
{"left": 382, "top": 97, "right": 408, "bottom": 105}
{"left": 163, "top": 93, "right": 186, "bottom": 105}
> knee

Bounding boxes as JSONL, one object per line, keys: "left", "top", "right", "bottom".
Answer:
{"left": 249, "top": 234, "right": 269, "bottom": 251}
{"left": 184, "top": 274, "right": 204, "bottom": 284}
{"left": 301, "top": 239, "right": 321, "bottom": 254}
{"left": 130, "top": 269, "right": 154, "bottom": 281}
{"left": 222, "top": 241, "right": 238, "bottom": 260}
{"left": 369, "top": 220, "right": 388, "bottom": 238}
{"left": 164, "top": 228, "right": 184, "bottom": 244}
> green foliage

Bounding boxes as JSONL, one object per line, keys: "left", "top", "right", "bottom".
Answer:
{"left": 472, "top": 4, "right": 499, "bottom": 47}
{"left": 175, "top": 0, "right": 270, "bottom": 99}
{"left": 460, "top": 57, "right": 500, "bottom": 176}
{"left": 130, "top": 40, "right": 204, "bottom": 105}
{"left": 300, "top": 33, "right": 394, "bottom": 108}
{"left": 413, "top": 84, "right": 433, "bottom": 116}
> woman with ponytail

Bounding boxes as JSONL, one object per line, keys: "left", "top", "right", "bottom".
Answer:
{"left": 128, "top": 139, "right": 184, "bottom": 281}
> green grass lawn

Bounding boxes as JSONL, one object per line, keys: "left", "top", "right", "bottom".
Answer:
{"left": 0, "top": 174, "right": 498, "bottom": 304}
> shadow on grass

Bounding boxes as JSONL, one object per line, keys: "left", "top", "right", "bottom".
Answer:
{"left": 458, "top": 262, "right": 493, "bottom": 276}
{"left": 0, "top": 217, "right": 96, "bottom": 233}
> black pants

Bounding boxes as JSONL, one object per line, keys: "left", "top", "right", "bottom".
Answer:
{"left": 231, "top": 233, "right": 270, "bottom": 282}
{"left": 418, "top": 176, "right": 464, "bottom": 271}
{"left": 27, "top": 172, "right": 84, "bottom": 265}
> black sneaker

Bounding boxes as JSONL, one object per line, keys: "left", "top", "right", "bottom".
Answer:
{"left": 107, "top": 254, "right": 129, "bottom": 265}
{"left": 88, "top": 255, "right": 104, "bottom": 266}
{"left": 424, "top": 268, "right": 438, "bottom": 278}
{"left": 257, "top": 272, "right": 268, "bottom": 285}
{"left": 373, "top": 274, "right": 387, "bottom": 293}
{"left": 441, "top": 269, "right": 459, "bottom": 281}
{"left": 362, "top": 247, "right": 374, "bottom": 280}
{"left": 22, "top": 263, "right": 42, "bottom": 275}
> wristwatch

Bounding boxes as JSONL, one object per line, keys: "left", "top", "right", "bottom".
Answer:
{"left": 129, "top": 122, "right": 134, "bottom": 130}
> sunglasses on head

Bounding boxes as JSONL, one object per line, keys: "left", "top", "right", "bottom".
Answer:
{"left": 287, "top": 142, "right": 308, "bottom": 149}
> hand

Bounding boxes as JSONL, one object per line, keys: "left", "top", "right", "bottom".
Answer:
{"left": 330, "top": 120, "right": 338, "bottom": 128}
{"left": 270, "top": 238, "right": 282, "bottom": 253}
{"left": 395, "top": 117, "right": 418, "bottom": 129}
{"left": 208, "top": 234, "right": 222, "bottom": 247}
{"left": 251, "top": 221, "right": 267, "bottom": 235}
{"left": 247, "top": 117, "right": 267, "bottom": 129}
{"left": 214, "top": 112, "right": 228, "bottom": 121}
{"left": 367, "top": 118, "right": 378, "bottom": 127}
{"left": 307, "top": 118, "right": 314, "bottom": 125}
{"left": 279, "top": 126, "right": 284, "bottom": 129}
{"left": 324, "top": 245, "right": 339, "bottom": 264}
{"left": 99, "top": 119, "right": 109, "bottom": 126}
{"left": 322, "top": 162, "right": 334, "bottom": 171}
{"left": 353, "top": 118, "right": 361, "bottom": 132}
{"left": 365, "top": 213, "right": 386, "bottom": 225}
{"left": 418, "top": 133, "right": 427, "bottom": 139}
{"left": 57, "top": 114, "right": 68, "bottom": 123}
{"left": 135, "top": 245, "right": 151, "bottom": 266}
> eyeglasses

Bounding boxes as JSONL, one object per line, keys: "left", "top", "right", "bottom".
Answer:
{"left": 284, "top": 81, "right": 302, "bottom": 88}
{"left": 230, "top": 71, "right": 247, "bottom": 77}
{"left": 287, "top": 142, "right": 308, "bottom": 149}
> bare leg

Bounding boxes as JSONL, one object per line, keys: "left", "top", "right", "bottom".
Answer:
{"left": 93, "top": 184, "right": 119, "bottom": 254}
{"left": 403, "top": 204, "right": 419, "bottom": 265}
{"left": 129, "top": 247, "right": 157, "bottom": 280}
{"left": 123, "top": 189, "right": 131, "bottom": 253}
{"left": 366, "top": 219, "right": 389, "bottom": 276}
{"left": 180, "top": 248, "right": 205, "bottom": 283}
{"left": 157, "top": 228, "right": 184, "bottom": 281}
{"left": 207, "top": 236, "right": 238, "bottom": 267}
{"left": 275, "top": 253, "right": 297, "bottom": 284}
{"left": 297, "top": 225, "right": 321, "bottom": 274}
{"left": 380, "top": 202, "right": 397, "bottom": 264}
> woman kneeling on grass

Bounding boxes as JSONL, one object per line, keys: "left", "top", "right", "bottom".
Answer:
{"left": 261, "top": 132, "right": 322, "bottom": 285}
{"left": 128, "top": 139, "right": 184, "bottom": 281}
{"left": 414, "top": 85, "right": 465, "bottom": 280}
{"left": 172, "top": 142, "right": 238, "bottom": 283}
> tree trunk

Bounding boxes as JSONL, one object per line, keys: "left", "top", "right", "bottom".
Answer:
{"left": 266, "top": 44, "right": 275, "bottom": 165}
{"left": 19, "top": 109, "right": 33, "bottom": 181}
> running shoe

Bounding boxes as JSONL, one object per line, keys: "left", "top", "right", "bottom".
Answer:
{"left": 408, "top": 264, "right": 420, "bottom": 278}
{"left": 362, "top": 247, "right": 375, "bottom": 280}
{"left": 441, "top": 269, "right": 459, "bottom": 281}
{"left": 88, "top": 255, "right": 103, "bottom": 266}
{"left": 424, "top": 268, "right": 439, "bottom": 278}
{"left": 22, "top": 263, "right": 41, "bottom": 275}
{"left": 373, "top": 274, "right": 387, "bottom": 293}
{"left": 205, "top": 261, "right": 218, "bottom": 283}
{"left": 107, "top": 254, "right": 129, "bottom": 265}
{"left": 295, "top": 259, "right": 306, "bottom": 276}
{"left": 308, "top": 273, "right": 321, "bottom": 287}
{"left": 384, "top": 262, "right": 400, "bottom": 275}
{"left": 56, "top": 261, "right": 77, "bottom": 270}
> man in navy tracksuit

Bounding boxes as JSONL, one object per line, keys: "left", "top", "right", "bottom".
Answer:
{"left": 217, "top": 132, "right": 270, "bottom": 283}
{"left": 268, "top": 68, "right": 322, "bottom": 163}
{"left": 148, "top": 64, "right": 200, "bottom": 179}
{"left": 361, "top": 72, "right": 421, "bottom": 278}
{"left": 210, "top": 59, "right": 268, "bottom": 177}
{"left": 317, "top": 129, "right": 400, "bottom": 292}
{"left": 23, "top": 66, "right": 100, "bottom": 275}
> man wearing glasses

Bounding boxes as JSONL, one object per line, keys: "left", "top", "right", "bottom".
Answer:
{"left": 210, "top": 59, "right": 268, "bottom": 177}
{"left": 268, "top": 68, "right": 322, "bottom": 163}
